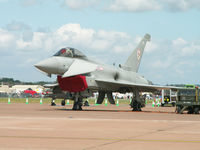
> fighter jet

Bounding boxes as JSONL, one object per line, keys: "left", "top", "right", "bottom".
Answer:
{"left": 35, "top": 33, "right": 177, "bottom": 111}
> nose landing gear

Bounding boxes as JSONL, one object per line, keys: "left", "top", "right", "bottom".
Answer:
{"left": 51, "top": 97, "right": 56, "bottom": 106}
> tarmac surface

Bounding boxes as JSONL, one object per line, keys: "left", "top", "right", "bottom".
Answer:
{"left": 0, "top": 103, "right": 200, "bottom": 150}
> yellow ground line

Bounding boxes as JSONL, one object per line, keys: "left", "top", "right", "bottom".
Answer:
{"left": 124, "top": 139, "right": 200, "bottom": 143}
{"left": 0, "top": 136, "right": 200, "bottom": 143}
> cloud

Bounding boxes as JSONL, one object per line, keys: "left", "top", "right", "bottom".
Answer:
{"left": 0, "top": 28, "right": 16, "bottom": 49}
{"left": 172, "top": 38, "right": 200, "bottom": 56}
{"left": 172, "top": 38, "right": 188, "bottom": 46}
{"left": 139, "top": 37, "right": 200, "bottom": 84}
{"left": 145, "top": 38, "right": 200, "bottom": 70}
{"left": 181, "top": 44, "right": 200, "bottom": 56}
{"left": 106, "top": 0, "right": 200, "bottom": 12}
{"left": 2, "top": 23, "right": 199, "bottom": 63}
{"left": 17, "top": 0, "right": 200, "bottom": 12}
{"left": 5, "top": 21, "right": 33, "bottom": 42}
{"left": 51, "top": 23, "right": 131, "bottom": 52}
{"left": 6, "top": 21, "right": 31, "bottom": 31}
{"left": 20, "top": 0, "right": 40, "bottom": 6}
{"left": 0, "top": 23, "right": 133, "bottom": 61}
{"left": 16, "top": 32, "right": 48, "bottom": 52}
{"left": 22, "top": 30, "right": 33, "bottom": 42}
{"left": 162, "top": 0, "right": 200, "bottom": 12}
{"left": 62, "top": 0, "right": 98, "bottom": 10}
{"left": 108, "top": 0, "right": 161, "bottom": 12}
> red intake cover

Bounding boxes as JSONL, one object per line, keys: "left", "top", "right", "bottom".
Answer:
{"left": 57, "top": 75, "right": 88, "bottom": 92}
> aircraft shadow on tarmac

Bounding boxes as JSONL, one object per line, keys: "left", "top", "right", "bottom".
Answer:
{"left": 39, "top": 107, "right": 175, "bottom": 114}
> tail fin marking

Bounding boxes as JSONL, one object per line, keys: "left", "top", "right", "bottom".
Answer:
{"left": 121, "top": 33, "right": 151, "bottom": 72}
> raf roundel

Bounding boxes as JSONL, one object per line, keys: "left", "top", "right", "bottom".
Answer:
{"left": 97, "top": 66, "right": 104, "bottom": 71}
{"left": 137, "top": 49, "right": 141, "bottom": 61}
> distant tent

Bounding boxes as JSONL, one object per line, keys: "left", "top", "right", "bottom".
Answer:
{"left": 24, "top": 89, "right": 37, "bottom": 96}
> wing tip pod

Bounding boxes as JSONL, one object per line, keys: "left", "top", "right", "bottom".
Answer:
{"left": 144, "top": 33, "right": 151, "bottom": 41}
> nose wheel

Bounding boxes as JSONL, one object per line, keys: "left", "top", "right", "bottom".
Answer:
{"left": 51, "top": 97, "right": 56, "bottom": 106}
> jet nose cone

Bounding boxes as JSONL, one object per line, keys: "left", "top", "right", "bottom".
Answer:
{"left": 34, "top": 57, "right": 59, "bottom": 75}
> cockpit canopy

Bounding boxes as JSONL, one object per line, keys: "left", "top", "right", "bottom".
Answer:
{"left": 53, "top": 47, "right": 86, "bottom": 58}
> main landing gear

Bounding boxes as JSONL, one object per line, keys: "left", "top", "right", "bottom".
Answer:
{"left": 130, "top": 90, "right": 142, "bottom": 111}
{"left": 72, "top": 93, "right": 83, "bottom": 110}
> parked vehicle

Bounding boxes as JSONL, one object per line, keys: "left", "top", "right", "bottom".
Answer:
{"left": 176, "top": 87, "right": 200, "bottom": 114}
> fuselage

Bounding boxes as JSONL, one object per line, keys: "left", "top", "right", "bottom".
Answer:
{"left": 35, "top": 55, "right": 149, "bottom": 93}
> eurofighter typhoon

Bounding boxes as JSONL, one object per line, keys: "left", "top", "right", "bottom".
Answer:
{"left": 35, "top": 34, "right": 176, "bottom": 111}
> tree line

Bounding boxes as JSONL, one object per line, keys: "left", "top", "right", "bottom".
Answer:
{"left": 0, "top": 77, "right": 54, "bottom": 86}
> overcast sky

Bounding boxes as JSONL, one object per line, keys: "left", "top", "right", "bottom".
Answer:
{"left": 0, "top": 0, "right": 200, "bottom": 85}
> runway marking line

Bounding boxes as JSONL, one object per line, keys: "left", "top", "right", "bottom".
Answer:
{"left": 0, "top": 135, "right": 200, "bottom": 143}
{"left": 0, "top": 127, "right": 54, "bottom": 131}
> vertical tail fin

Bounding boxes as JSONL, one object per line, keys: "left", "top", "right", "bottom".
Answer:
{"left": 121, "top": 34, "right": 151, "bottom": 72}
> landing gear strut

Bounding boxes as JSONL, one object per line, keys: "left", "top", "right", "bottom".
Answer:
{"left": 131, "top": 90, "right": 142, "bottom": 111}
{"left": 72, "top": 93, "right": 83, "bottom": 110}
{"left": 51, "top": 97, "right": 56, "bottom": 106}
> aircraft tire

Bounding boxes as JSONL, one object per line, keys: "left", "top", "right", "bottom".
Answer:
{"left": 72, "top": 102, "right": 78, "bottom": 110}
{"left": 78, "top": 105, "right": 82, "bottom": 110}
{"left": 132, "top": 108, "right": 141, "bottom": 111}
{"left": 187, "top": 107, "right": 194, "bottom": 114}
{"left": 132, "top": 101, "right": 142, "bottom": 111}
{"left": 61, "top": 100, "right": 65, "bottom": 106}
{"left": 51, "top": 102, "right": 56, "bottom": 106}
{"left": 72, "top": 101, "right": 82, "bottom": 110}
{"left": 194, "top": 107, "right": 199, "bottom": 114}
{"left": 84, "top": 100, "right": 90, "bottom": 106}
{"left": 176, "top": 106, "right": 181, "bottom": 114}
